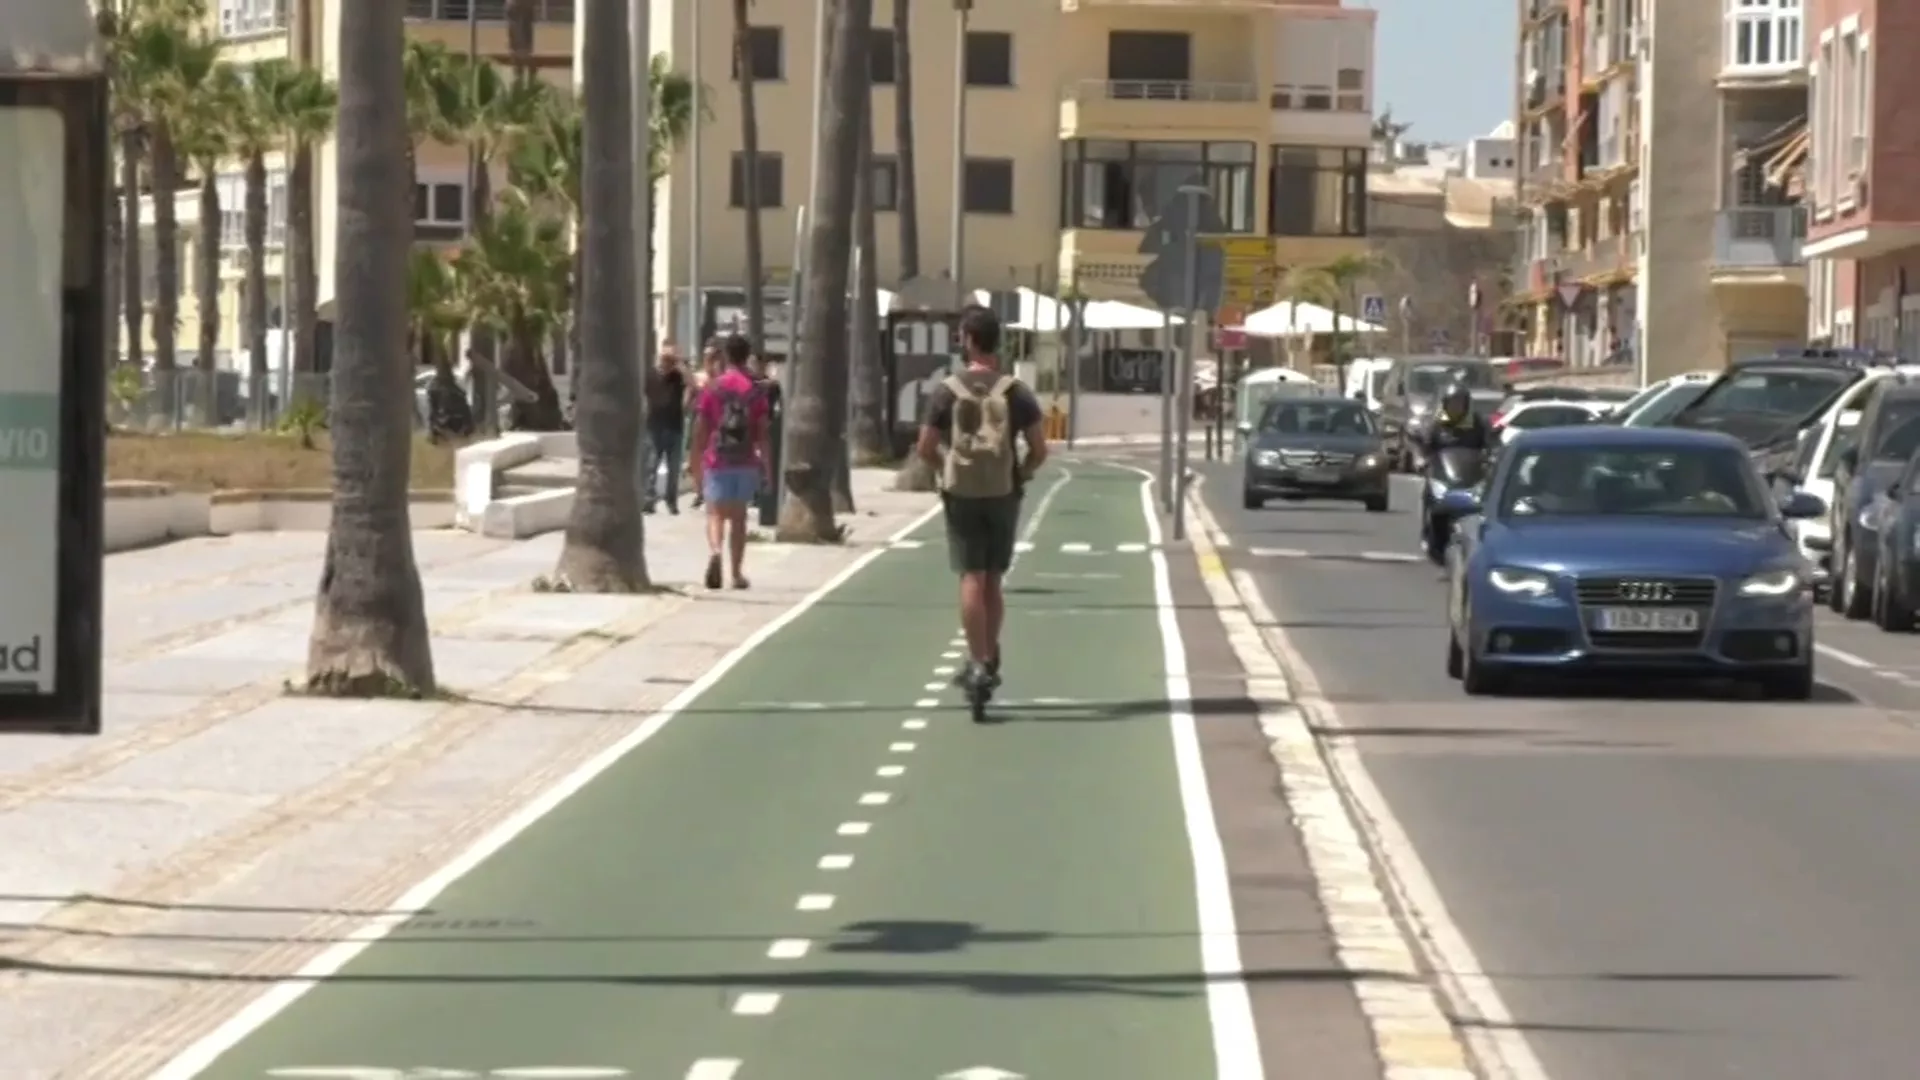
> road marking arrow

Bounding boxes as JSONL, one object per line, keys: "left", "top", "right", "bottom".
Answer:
{"left": 939, "top": 1068, "right": 1026, "bottom": 1080}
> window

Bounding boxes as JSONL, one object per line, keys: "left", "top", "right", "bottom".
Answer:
{"left": 1725, "top": 0, "right": 1803, "bottom": 71}
{"left": 1059, "top": 140, "right": 1256, "bottom": 232}
{"left": 729, "top": 152, "right": 784, "bottom": 208}
{"left": 404, "top": 0, "right": 574, "bottom": 19}
{"left": 1848, "top": 31, "right": 1870, "bottom": 179}
{"left": 870, "top": 155, "right": 900, "bottom": 212}
{"left": 1273, "top": 15, "right": 1369, "bottom": 113}
{"left": 868, "top": 28, "right": 895, "bottom": 85}
{"left": 214, "top": 171, "right": 289, "bottom": 248}
{"left": 962, "top": 158, "right": 1014, "bottom": 214}
{"left": 964, "top": 31, "right": 1013, "bottom": 87}
{"left": 1106, "top": 31, "right": 1190, "bottom": 83}
{"left": 732, "top": 26, "right": 783, "bottom": 81}
{"left": 414, "top": 178, "right": 466, "bottom": 227}
{"left": 1269, "top": 145, "right": 1367, "bottom": 237}
{"left": 217, "top": 0, "right": 288, "bottom": 37}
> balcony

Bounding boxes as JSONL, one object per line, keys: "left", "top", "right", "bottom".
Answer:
{"left": 1521, "top": 157, "right": 1568, "bottom": 201}
{"left": 1061, "top": 79, "right": 1264, "bottom": 137}
{"left": 1712, "top": 206, "right": 1805, "bottom": 279}
{"left": 1564, "top": 234, "right": 1633, "bottom": 282}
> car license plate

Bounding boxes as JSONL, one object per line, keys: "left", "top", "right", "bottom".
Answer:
{"left": 1592, "top": 607, "right": 1699, "bottom": 632}
{"left": 1295, "top": 468, "right": 1339, "bottom": 484}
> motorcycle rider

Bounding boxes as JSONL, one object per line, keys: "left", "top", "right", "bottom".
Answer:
{"left": 1419, "top": 381, "right": 1495, "bottom": 557}
{"left": 1421, "top": 381, "right": 1495, "bottom": 458}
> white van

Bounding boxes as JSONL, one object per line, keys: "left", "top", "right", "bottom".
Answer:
{"left": 1343, "top": 357, "right": 1393, "bottom": 412}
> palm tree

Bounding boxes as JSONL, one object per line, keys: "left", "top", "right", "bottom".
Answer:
{"left": 307, "top": 0, "right": 436, "bottom": 696}
{"left": 455, "top": 191, "right": 570, "bottom": 429}
{"left": 403, "top": 40, "right": 462, "bottom": 236}
{"left": 554, "top": 0, "right": 648, "bottom": 591}
{"left": 890, "top": 0, "right": 920, "bottom": 279}
{"left": 137, "top": 13, "right": 213, "bottom": 396}
{"left": 1372, "top": 108, "right": 1411, "bottom": 146}
{"left": 1283, "top": 252, "right": 1390, "bottom": 382}
{"left": 847, "top": 71, "right": 888, "bottom": 464}
{"left": 175, "top": 54, "right": 240, "bottom": 424}
{"left": 779, "top": 0, "right": 869, "bottom": 541}
{"left": 261, "top": 61, "right": 336, "bottom": 386}
{"left": 730, "top": 0, "right": 766, "bottom": 354}
{"left": 408, "top": 248, "right": 468, "bottom": 394}
{"left": 236, "top": 59, "right": 299, "bottom": 428}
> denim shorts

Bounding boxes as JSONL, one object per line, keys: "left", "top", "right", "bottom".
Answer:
{"left": 703, "top": 465, "right": 761, "bottom": 504}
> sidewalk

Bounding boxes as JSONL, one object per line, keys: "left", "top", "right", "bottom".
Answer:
{"left": 0, "top": 468, "right": 935, "bottom": 1080}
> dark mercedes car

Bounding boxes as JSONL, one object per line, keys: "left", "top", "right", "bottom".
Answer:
{"left": 1243, "top": 397, "right": 1390, "bottom": 511}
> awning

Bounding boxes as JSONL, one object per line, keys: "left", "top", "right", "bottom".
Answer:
{"left": 1765, "top": 128, "right": 1809, "bottom": 191}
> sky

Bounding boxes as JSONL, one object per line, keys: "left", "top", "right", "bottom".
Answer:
{"left": 1360, "top": 0, "right": 1515, "bottom": 143}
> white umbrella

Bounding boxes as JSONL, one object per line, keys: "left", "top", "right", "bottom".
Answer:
{"left": 1078, "top": 299, "right": 1185, "bottom": 330}
{"left": 1008, "top": 286, "right": 1072, "bottom": 331}
{"left": 1239, "top": 300, "right": 1384, "bottom": 338}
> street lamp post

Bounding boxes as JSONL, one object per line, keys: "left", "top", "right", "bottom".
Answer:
{"left": 949, "top": 0, "right": 972, "bottom": 308}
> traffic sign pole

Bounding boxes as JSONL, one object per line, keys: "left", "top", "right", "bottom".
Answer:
{"left": 1172, "top": 185, "right": 1206, "bottom": 542}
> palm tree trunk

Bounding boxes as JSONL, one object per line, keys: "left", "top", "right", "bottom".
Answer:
{"left": 555, "top": 0, "right": 648, "bottom": 591}
{"left": 105, "top": 148, "right": 123, "bottom": 369}
{"left": 307, "top": 0, "right": 436, "bottom": 696}
{"left": 778, "top": 0, "right": 869, "bottom": 541}
{"left": 150, "top": 121, "right": 182, "bottom": 394}
{"left": 195, "top": 170, "right": 222, "bottom": 424}
{"left": 502, "top": 320, "right": 564, "bottom": 429}
{"left": 244, "top": 151, "right": 271, "bottom": 427}
{"left": 731, "top": 0, "right": 766, "bottom": 355}
{"left": 506, "top": 0, "right": 536, "bottom": 84}
{"left": 119, "top": 130, "right": 145, "bottom": 373}
{"left": 290, "top": 141, "right": 319, "bottom": 383}
{"left": 848, "top": 74, "right": 888, "bottom": 465}
{"left": 890, "top": 0, "right": 920, "bottom": 280}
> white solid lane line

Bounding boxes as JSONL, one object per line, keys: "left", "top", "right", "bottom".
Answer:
{"left": 1816, "top": 642, "right": 1877, "bottom": 668}
{"left": 1118, "top": 464, "right": 1266, "bottom": 1079}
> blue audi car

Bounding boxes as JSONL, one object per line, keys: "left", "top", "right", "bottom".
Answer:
{"left": 1440, "top": 426, "right": 1825, "bottom": 699}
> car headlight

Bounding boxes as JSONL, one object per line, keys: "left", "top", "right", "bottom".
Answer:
{"left": 1427, "top": 477, "right": 1448, "bottom": 498}
{"left": 1357, "top": 453, "right": 1380, "bottom": 471}
{"left": 1488, "top": 566, "right": 1552, "bottom": 597}
{"left": 1252, "top": 449, "right": 1279, "bottom": 467}
{"left": 1738, "top": 569, "right": 1801, "bottom": 597}
{"left": 1858, "top": 506, "right": 1879, "bottom": 529}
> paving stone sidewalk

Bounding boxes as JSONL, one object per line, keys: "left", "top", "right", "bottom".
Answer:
{"left": 0, "top": 469, "right": 935, "bottom": 1080}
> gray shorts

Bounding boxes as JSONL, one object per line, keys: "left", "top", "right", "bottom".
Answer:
{"left": 942, "top": 493, "right": 1021, "bottom": 574}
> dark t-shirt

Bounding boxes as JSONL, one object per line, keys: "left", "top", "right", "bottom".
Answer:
{"left": 646, "top": 366, "right": 687, "bottom": 431}
{"left": 922, "top": 367, "right": 1045, "bottom": 496}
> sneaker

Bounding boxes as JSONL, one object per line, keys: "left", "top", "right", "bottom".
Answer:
{"left": 704, "top": 555, "right": 723, "bottom": 590}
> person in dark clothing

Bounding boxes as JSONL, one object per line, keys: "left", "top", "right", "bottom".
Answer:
{"left": 917, "top": 305, "right": 1048, "bottom": 707}
{"left": 1421, "top": 381, "right": 1494, "bottom": 455}
{"left": 643, "top": 343, "right": 692, "bottom": 513}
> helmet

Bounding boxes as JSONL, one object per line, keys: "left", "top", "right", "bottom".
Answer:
{"left": 1440, "top": 381, "right": 1472, "bottom": 419}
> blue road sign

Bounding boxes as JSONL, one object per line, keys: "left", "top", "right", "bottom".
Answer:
{"left": 1361, "top": 293, "right": 1387, "bottom": 323}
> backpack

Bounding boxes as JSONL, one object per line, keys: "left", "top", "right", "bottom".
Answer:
{"left": 711, "top": 381, "right": 756, "bottom": 465}
{"left": 941, "top": 374, "right": 1017, "bottom": 498}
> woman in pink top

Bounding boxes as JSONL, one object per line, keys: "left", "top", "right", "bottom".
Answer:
{"left": 688, "top": 334, "right": 771, "bottom": 589}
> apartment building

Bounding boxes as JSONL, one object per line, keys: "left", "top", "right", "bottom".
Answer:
{"left": 1801, "top": 0, "right": 1920, "bottom": 357}
{"left": 1509, "top": 0, "right": 1808, "bottom": 383}
{"left": 648, "top": 0, "right": 1377, "bottom": 351}
{"left": 128, "top": 0, "right": 577, "bottom": 364}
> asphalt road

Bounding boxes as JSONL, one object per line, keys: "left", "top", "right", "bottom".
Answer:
{"left": 1193, "top": 459, "right": 1920, "bottom": 1080}
{"left": 157, "top": 459, "right": 1380, "bottom": 1080}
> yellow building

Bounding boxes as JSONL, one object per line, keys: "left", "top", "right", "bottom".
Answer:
{"left": 134, "top": 0, "right": 1378, "bottom": 365}
{"left": 649, "top": 0, "right": 1377, "bottom": 351}
{"left": 129, "top": 0, "right": 577, "bottom": 366}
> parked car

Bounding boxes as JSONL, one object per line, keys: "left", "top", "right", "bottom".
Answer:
{"left": 1824, "top": 380, "right": 1920, "bottom": 619}
{"left": 1867, "top": 444, "right": 1920, "bottom": 631}
{"left": 1493, "top": 399, "right": 1610, "bottom": 444}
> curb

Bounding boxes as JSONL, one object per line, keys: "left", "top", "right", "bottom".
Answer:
{"left": 1183, "top": 485, "right": 1478, "bottom": 1080}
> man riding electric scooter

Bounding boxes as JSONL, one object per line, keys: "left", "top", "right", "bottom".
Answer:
{"left": 1419, "top": 381, "right": 1494, "bottom": 563}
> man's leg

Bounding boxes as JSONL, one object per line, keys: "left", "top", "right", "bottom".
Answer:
{"left": 702, "top": 469, "right": 725, "bottom": 589}
{"left": 980, "top": 494, "right": 1019, "bottom": 682}
{"left": 640, "top": 429, "right": 659, "bottom": 512}
{"left": 660, "top": 432, "right": 683, "bottom": 511}
{"left": 724, "top": 492, "right": 751, "bottom": 585}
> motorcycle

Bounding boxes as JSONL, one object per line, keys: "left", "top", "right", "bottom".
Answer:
{"left": 1420, "top": 446, "right": 1487, "bottom": 564}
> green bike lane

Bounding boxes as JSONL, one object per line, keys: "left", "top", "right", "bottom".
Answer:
{"left": 171, "top": 461, "right": 1234, "bottom": 1080}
